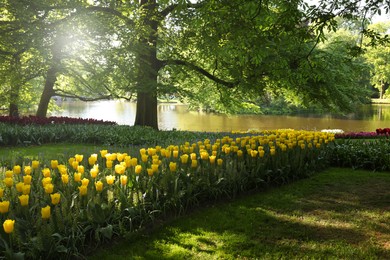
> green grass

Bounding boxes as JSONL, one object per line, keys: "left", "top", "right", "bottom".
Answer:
{"left": 87, "top": 168, "right": 390, "bottom": 260}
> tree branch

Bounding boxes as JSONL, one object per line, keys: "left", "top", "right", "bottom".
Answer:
{"left": 160, "top": 1, "right": 206, "bottom": 18}
{"left": 162, "top": 59, "right": 239, "bottom": 88}
{"left": 53, "top": 89, "right": 113, "bottom": 102}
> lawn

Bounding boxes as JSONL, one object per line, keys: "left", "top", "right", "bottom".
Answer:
{"left": 88, "top": 167, "right": 390, "bottom": 259}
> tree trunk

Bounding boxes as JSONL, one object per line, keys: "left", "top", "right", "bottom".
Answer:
{"left": 36, "top": 66, "right": 57, "bottom": 117}
{"left": 133, "top": 0, "right": 160, "bottom": 130}
{"left": 9, "top": 55, "right": 21, "bottom": 117}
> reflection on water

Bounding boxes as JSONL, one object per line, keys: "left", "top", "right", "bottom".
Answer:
{"left": 53, "top": 100, "right": 390, "bottom": 132}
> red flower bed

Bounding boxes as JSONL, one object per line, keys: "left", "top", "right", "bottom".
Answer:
{"left": 0, "top": 116, "right": 117, "bottom": 125}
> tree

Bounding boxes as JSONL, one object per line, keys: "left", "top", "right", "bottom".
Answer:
{"left": 364, "top": 22, "right": 390, "bottom": 98}
{"left": 1, "top": 0, "right": 389, "bottom": 129}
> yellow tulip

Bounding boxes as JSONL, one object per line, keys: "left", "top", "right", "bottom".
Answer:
{"left": 180, "top": 154, "right": 189, "bottom": 164}
{"left": 75, "top": 154, "right": 84, "bottom": 163}
{"left": 90, "top": 165, "right": 99, "bottom": 178}
{"left": 190, "top": 153, "right": 197, "bottom": 160}
{"left": 51, "top": 160, "right": 58, "bottom": 169}
{"left": 100, "top": 150, "right": 108, "bottom": 158}
{"left": 74, "top": 172, "right": 82, "bottom": 182}
{"left": 151, "top": 164, "right": 159, "bottom": 173}
{"left": 77, "top": 165, "right": 85, "bottom": 174}
{"left": 200, "top": 151, "right": 209, "bottom": 160}
{"left": 173, "top": 150, "right": 179, "bottom": 158}
{"left": 0, "top": 201, "right": 10, "bottom": 213}
{"left": 23, "top": 175, "right": 32, "bottom": 185}
{"left": 5, "top": 170, "right": 13, "bottom": 178}
{"left": 22, "top": 184, "right": 31, "bottom": 195}
{"left": 169, "top": 162, "right": 177, "bottom": 172}
{"left": 217, "top": 159, "right": 223, "bottom": 166}
{"left": 72, "top": 160, "right": 79, "bottom": 170}
{"left": 68, "top": 157, "right": 75, "bottom": 166}
{"left": 19, "top": 194, "right": 29, "bottom": 207}
{"left": 131, "top": 158, "right": 138, "bottom": 167}
{"left": 141, "top": 154, "right": 148, "bottom": 163}
{"left": 191, "top": 159, "right": 198, "bottom": 168}
{"left": 135, "top": 165, "right": 142, "bottom": 174}
{"left": 81, "top": 178, "right": 89, "bottom": 187}
{"left": 3, "top": 177, "right": 13, "bottom": 188}
{"left": 88, "top": 155, "right": 97, "bottom": 165}
{"left": 209, "top": 155, "right": 216, "bottom": 164}
{"left": 42, "top": 168, "right": 51, "bottom": 178}
{"left": 106, "top": 160, "right": 113, "bottom": 168}
{"left": 3, "top": 219, "right": 15, "bottom": 234}
{"left": 270, "top": 148, "right": 276, "bottom": 156}
{"left": 41, "top": 205, "right": 51, "bottom": 219}
{"left": 24, "top": 166, "right": 32, "bottom": 175}
{"left": 44, "top": 184, "right": 54, "bottom": 194}
{"left": 115, "top": 164, "right": 126, "bottom": 175}
{"left": 42, "top": 177, "right": 52, "bottom": 186}
{"left": 58, "top": 165, "right": 67, "bottom": 175}
{"left": 0, "top": 188, "right": 3, "bottom": 198}
{"left": 15, "top": 182, "right": 24, "bottom": 193}
{"left": 32, "top": 160, "right": 40, "bottom": 169}
{"left": 251, "top": 150, "right": 258, "bottom": 158}
{"left": 95, "top": 181, "right": 103, "bottom": 192}
{"left": 117, "top": 153, "right": 124, "bottom": 162}
{"left": 120, "top": 175, "right": 128, "bottom": 186}
{"left": 106, "top": 175, "right": 115, "bottom": 185}
{"left": 13, "top": 165, "right": 21, "bottom": 174}
{"left": 61, "top": 174, "right": 69, "bottom": 184}
{"left": 259, "top": 150, "right": 265, "bottom": 158}
{"left": 147, "top": 168, "right": 153, "bottom": 176}
{"left": 50, "top": 193, "right": 61, "bottom": 205}
{"left": 78, "top": 185, "right": 88, "bottom": 196}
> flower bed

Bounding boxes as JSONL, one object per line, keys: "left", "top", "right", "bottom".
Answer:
{"left": 0, "top": 130, "right": 335, "bottom": 258}
{"left": 0, "top": 116, "right": 117, "bottom": 126}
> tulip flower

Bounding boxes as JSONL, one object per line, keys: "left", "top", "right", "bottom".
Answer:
{"left": 15, "top": 182, "right": 23, "bottom": 193}
{"left": 120, "top": 175, "right": 128, "bottom": 186}
{"left": 22, "top": 184, "right": 31, "bottom": 195}
{"left": 23, "top": 175, "right": 32, "bottom": 185}
{"left": 3, "top": 177, "right": 13, "bottom": 188}
{"left": 0, "top": 201, "right": 10, "bottom": 213}
{"left": 32, "top": 160, "right": 40, "bottom": 169}
{"left": 78, "top": 185, "right": 88, "bottom": 196}
{"left": 42, "top": 168, "right": 51, "bottom": 178}
{"left": 106, "top": 160, "right": 113, "bottom": 168}
{"left": 217, "top": 159, "right": 223, "bottom": 166}
{"left": 3, "top": 219, "right": 15, "bottom": 234}
{"left": 106, "top": 175, "right": 115, "bottom": 185}
{"left": 88, "top": 154, "right": 98, "bottom": 165}
{"left": 147, "top": 168, "right": 153, "bottom": 176}
{"left": 115, "top": 164, "right": 126, "bottom": 175}
{"left": 209, "top": 155, "right": 216, "bottom": 164}
{"left": 169, "top": 162, "right": 177, "bottom": 172}
{"left": 77, "top": 165, "right": 85, "bottom": 174}
{"left": 135, "top": 165, "right": 142, "bottom": 174}
{"left": 180, "top": 154, "right": 189, "bottom": 164}
{"left": 95, "top": 181, "right": 103, "bottom": 192}
{"left": 100, "top": 150, "right": 108, "bottom": 158}
{"left": 90, "top": 165, "right": 99, "bottom": 178}
{"left": 74, "top": 172, "right": 82, "bottom": 182}
{"left": 42, "top": 177, "right": 52, "bottom": 186}
{"left": 41, "top": 205, "right": 51, "bottom": 219}
{"left": 191, "top": 159, "right": 198, "bottom": 168}
{"left": 81, "top": 178, "right": 89, "bottom": 187}
{"left": 19, "top": 194, "right": 29, "bottom": 207}
{"left": 75, "top": 154, "right": 83, "bottom": 162}
{"left": 50, "top": 193, "right": 61, "bottom": 205}
{"left": 61, "top": 174, "right": 69, "bottom": 184}
{"left": 24, "top": 166, "right": 32, "bottom": 175}
{"left": 5, "top": 170, "right": 13, "bottom": 178}
{"left": 13, "top": 165, "right": 21, "bottom": 174}
{"left": 44, "top": 184, "right": 54, "bottom": 194}
{"left": 51, "top": 160, "right": 58, "bottom": 169}
{"left": 0, "top": 188, "right": 3, "bottom": 198}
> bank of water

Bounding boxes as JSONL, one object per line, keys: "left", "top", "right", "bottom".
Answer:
{"left": 52, "top": 100, "right": 390, "bottom": 132}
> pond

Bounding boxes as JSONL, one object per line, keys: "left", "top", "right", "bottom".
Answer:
{"left": 52, "top": 100, "right": 390, "bottom": 132}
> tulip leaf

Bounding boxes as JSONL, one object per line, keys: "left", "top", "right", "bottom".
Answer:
{"left": 98, "top": 225, "right": 113, "bottom": 239}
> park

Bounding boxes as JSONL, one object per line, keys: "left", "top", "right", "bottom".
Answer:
{"left": 0, "top": 0, "right": 390, "bottom": 259}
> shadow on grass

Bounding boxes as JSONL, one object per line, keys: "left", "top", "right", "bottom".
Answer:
{"left": 89, "top": 168, "right": 390, "bottom": 259}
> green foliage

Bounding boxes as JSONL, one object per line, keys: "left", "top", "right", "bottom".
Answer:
{"left": 328, "top": 138, "right": 390, "bottom": 171}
